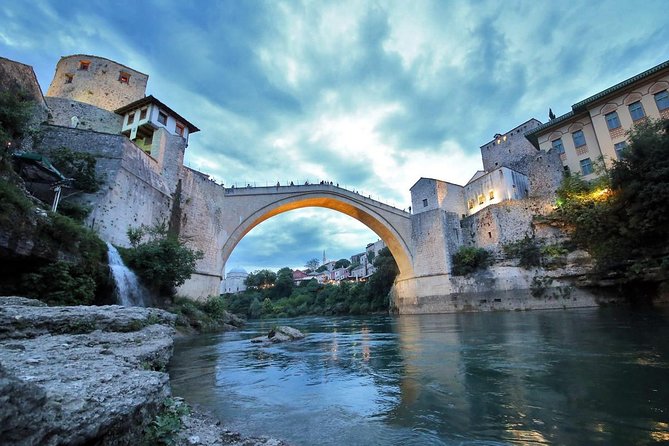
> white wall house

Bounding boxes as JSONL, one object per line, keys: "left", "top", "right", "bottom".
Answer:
{"left": 115, "top": 95, "right": 199, "bottom": 153}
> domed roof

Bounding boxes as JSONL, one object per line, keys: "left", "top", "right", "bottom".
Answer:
{"left": 227, "top": 266, "right": 248, "bottom": 275}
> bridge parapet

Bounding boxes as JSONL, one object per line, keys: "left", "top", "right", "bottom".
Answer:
{"left": 223, "top": 183, "right": 410, "bottom": 216}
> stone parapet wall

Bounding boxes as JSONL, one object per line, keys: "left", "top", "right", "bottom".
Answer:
{"left": 45, "top": 97, "right": 123, "bottom": 134}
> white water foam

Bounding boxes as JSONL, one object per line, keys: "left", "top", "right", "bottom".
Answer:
{"left": 107, "top": 243, "right": 149, "bottom": 307}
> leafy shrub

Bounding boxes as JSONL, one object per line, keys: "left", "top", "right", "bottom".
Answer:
{"left": 143, "top": 398, "right": 190, "bottom": 446}
{"left": 49, "top": 146, "right": 100, "bottom": 193}
{"left": 0, "top": 176, "right": 35, "bottom": 227}
{"left": 121, "top": 224, "right": 203, "bottom": 296}
{"left": 503, "top": 236, "right": 542, "bottom": 268}
{"left": 451, "top": 247, "right": 491, "bottom": 276}
{"left": 21, "top": 261, "right": 97, "bottom": 305}
{"left": 0, "top": 89, "right": 35, "bottom": 161}
{"left": 56, "top": 200, "right": 92, "bottom": 222}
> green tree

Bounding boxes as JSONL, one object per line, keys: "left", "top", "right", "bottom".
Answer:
{"left": 273, "top": 267, "right": 293, "bottom": 298}
{"left": 552, "top": 118, "right": 669, "bottom": 275}
{"left": 609, "top": 118, "right": 669, "bottom": 259}
{"left": 49, "top": 146, "right": 100, "bottom": 192}
{"left": 122, "top": 224, "right": 203, "bottom": 296}
{"left": 0, "top": 89, "right": 34, "bottom": 162}
{"left": 334, "top": 258, "right": 351, "bottom": 269}
{"left": 305, "top": 257, "right": 320, "bottom": 272}
{"left": 244, "top": 269, "right": 277, "bottom": 289}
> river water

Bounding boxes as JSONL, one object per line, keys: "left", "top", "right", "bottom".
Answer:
{"left": 169, "top": 307, "right": 669, "bottom": 445}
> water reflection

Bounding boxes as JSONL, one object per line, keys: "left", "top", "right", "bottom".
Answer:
{"left": 169, "top": 308, "right": 669, "bottom": 446}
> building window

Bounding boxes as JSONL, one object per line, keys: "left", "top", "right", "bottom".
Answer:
{"left": 580, "top": 158, "right": 594, "bottom": 175}
{"left": 468, "top": 200, "right": 474, "bottom": 210}
{"left": 563, "top": 165, "right": 570, "bottom": 176}
{"left": 78, "top": 60, "right": 90, "bottom": 71}
{"left": 118, "top": 71, "right": 131, "bottom": 83}
{"left": 139, "top": 108, "right": 147, "bottom": 120}
{"left": 158, "top": 111, "right": 168, "bottom": 125}
{"left": 551, "top": 138, "right": 565, "bottom": 154}
{"left": 127, "top": 112, "right": 135, "bottom": 125}
{"left": 175, "top": 122, "right": 185, "bottom": 136}
{"left": 628, "top": 101, "right": 645, "bottom": 121}
{"left": 614, "top": 142, "right": 627, "bottom": 159}
{"left": 489, "top": 190, "right": 494, "bottom": 200}
{"left": 64, "top": 74, "right": 73, "bottom": 84}
{"left": 572, "top": 130, "right": 586, "bottom": 148}
{"left": 422, "top": 198, "right": 428, "bottom": 207}
{"left": 478, "top": 194, "right": 484, "bottom": 205}
{"left": 605, "top": 111, "right": 621, "bottom": 130}
{"left": 655, "top": 90, "right": 669, "bottom": 111}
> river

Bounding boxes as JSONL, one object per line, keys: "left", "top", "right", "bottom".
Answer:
{"left": 169, "top": 307, "right": 669, "bottom": 445}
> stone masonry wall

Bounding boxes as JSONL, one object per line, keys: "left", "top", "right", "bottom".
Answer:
{"left": 177, "top": 167, "right": 229, "bottom": 298}
{"left": 462, "top": 197, "right": 560, "bottom": 254}
{"left": 46, "top": 55, "right": 148, "bottom": 112}
{"left": 526, "top": 147, "right": 564, "bottom": 198}
{"left": 411, "top": 209, "right": 455, "bottom": 277}
{"left": 480, "top": 119, "right": 542, "bottom": 172}
{"left": 45, "top": 97, "right": 123, "bottom": 134}
{"left": 36, "top": 125, "right": 173, "bottom": 247}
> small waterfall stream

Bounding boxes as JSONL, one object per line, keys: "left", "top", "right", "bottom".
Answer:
{"left": 107, "top": 243, "right": 149, "bottom": 306}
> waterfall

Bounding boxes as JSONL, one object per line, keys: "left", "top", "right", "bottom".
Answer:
{"left": 107, "top": 243, "right": 149, "bottom": 307}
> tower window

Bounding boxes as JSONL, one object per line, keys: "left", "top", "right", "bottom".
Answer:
{"left": 175, "top": 122, "right": 185, "bottom": 136}
{"left": 78, "top": 60, "right": 90, "bottom": 70}
{"left": 489, "top": 190, "right": 494, "bottom": 200}
{"left": 158, "top": 111, "right": 168, "bottom": 125}
{"left": 118, "top": 71, "right": 131, "bottom": 83}
{"left": 64, "top": 73, "right": 73, "bottom": 84}
{"left": 139, "top": 108, "right": 147, "bottom": 120}
{"left": 127, "top": 112, "right": 135, "bottom": 125}
{"left": 422, "top": 198, "right": 428, "bottom": 207}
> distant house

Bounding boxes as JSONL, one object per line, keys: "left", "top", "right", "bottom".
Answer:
{"left": 292, "top": 269, "right": 312, "bottom": 286}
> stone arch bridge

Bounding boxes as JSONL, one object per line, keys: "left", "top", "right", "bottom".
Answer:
{"left": 218, "top": 183, "right": 414, "bottom": 281}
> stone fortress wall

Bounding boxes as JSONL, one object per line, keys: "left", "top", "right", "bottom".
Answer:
{"left": 46, "top": 55, "right": 148, "bottom": 112}
{"left": 45, "top": 96, "right": 123, "bottom": 134}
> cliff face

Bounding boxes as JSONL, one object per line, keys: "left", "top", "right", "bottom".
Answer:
{"left": 0, "top": 297, "right": 176, "bottom": 446}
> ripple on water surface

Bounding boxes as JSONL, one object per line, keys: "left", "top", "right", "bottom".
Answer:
{"left": 169, "top": 309, "right": 669, "bottom": 446}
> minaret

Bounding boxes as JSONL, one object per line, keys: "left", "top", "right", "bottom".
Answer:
{"left": 322, "top": 250, "right": 326, "bottom": 265}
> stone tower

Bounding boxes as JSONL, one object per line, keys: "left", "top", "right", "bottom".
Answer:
{"left": 46, "top": 55, "right": 148, "bottom": 111}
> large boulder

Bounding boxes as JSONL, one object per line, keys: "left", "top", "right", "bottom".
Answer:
{"left": 0, "top": 298, "right": 176, "bottom": 445}
{"left": 250, "top": 326, "right": 305, "bottom": 344}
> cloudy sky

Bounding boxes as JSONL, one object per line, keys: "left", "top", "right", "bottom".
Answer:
{"left": 2, "top": 1, "right": 668, "bottom": 273}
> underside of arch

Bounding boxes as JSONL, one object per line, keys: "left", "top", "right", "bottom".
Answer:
{"left": 221, "top": 194, "right": 414, "bottom": 279}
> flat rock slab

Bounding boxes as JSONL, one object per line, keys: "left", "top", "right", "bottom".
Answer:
{"left": 250, "top": 326, "right": 305, "bottom": 344}
{"left": 0, "top": 300, "right": 176, "bottom": 445}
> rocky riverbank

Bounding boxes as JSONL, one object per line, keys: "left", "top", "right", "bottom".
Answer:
{"left": 0, "top": 297, "right": 288, "bottom": 446}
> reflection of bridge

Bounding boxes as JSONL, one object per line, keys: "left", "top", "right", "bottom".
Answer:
{"left": 220, "top": 183, "right": 414, "bottom": 280}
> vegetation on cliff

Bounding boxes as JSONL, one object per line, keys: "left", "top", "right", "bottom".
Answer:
{"left": 223, "top": 247, "right": 399, "bottom": 318}
{"left": 552, "top": 118, "right": 669, "bottom": 279}
{"left": 451, "top": 246, "right": 492, "bottom": 276}
{"left": 0, "top": 91, "right": 111, "bottom": 305}
{"left": 119, "top": 224, "right": 204, "bottom": 297}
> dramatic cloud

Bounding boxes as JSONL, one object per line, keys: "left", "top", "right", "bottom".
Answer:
{"left": 2, "top": 0, "right": 668, "bottom": 272}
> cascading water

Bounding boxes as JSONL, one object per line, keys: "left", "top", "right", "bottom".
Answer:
{"left": 107, "top": 243, "right": 149, "bottom": 306}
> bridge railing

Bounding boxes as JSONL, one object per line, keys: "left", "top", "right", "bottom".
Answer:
{"left": 221, "top": 180, "right": 411, "bottom": 214}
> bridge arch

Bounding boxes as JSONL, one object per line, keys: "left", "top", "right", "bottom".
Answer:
{"left": 220, "top": 186, "right": 414, "bottom": 280}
